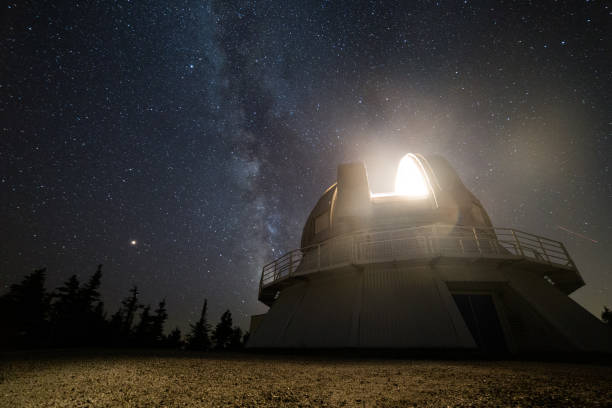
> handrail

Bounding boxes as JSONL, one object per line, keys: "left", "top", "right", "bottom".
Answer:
{"left": 259, "top": 224, "right": 576, "bottom": 295}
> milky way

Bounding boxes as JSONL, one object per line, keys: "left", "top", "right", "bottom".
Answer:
{"left": 2, "top": 1, "right": 610, "bottom": 331}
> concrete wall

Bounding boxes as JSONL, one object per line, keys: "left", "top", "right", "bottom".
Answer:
{"left": 249, "top": 263, "right": 476, "bottom": 349}
{"left": 504, "top": 268, "right": 612, "bottom": 352}
{"left": 249, "top": 260, "right": 612, "bottom": 352}
{"left": 358, "top": 263, "right": 475, "bottom": 348}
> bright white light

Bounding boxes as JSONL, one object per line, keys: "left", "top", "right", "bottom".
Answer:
{"left": 394, "top": 154, "right": 429, "bottom": 197}
{"left": 130, "top": 240, "right": 137, "bottom": 246}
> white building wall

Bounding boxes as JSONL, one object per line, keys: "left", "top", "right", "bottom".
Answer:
{"left": 249, "top": 260, "right": 612, "bottom": 352}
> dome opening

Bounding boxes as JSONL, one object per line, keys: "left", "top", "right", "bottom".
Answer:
{"left": 394, "top": 153, "right": 429, "bottom": 197}
{"left": 371, "top": 153, "right": 429, "bottom": 198}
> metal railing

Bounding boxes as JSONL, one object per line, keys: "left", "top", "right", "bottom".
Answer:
{"left": 259, "top": 224, "right": 576, "bottom": 292}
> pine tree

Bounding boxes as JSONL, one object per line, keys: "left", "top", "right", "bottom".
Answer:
{"left": 51, "top": 274, "right": 82, "bottom": 346}
{"left": 49, "top": 266, "right": 111, "bottom": 346}
{"left": 109, "top": 285, "right": 142, "bottom": 345}
{"left": 186, "top": 299, "right": 211, "bottom": 351}
{"left": 121, "top": 285, "right": 141, "bottom": 335}
{"left": 152, "top": 299, "right": 168, "bottom": 344}
{"left": 135, "top": 305, "right": 154, "bottom": 346}
{"left": 212, "top": 310, "right": 234, "bottom": 350}
{"left": 82, "top": 265, "right": 107, "bottom": 344}
{"left": 229, "top": 326, "right": 243, "bottom": 350}
{"left": 54, "top": 275, "right": 80, "bottom": 310}
{"left": 82, "top": 265, "right": 103, "bottom": 307}
{"left": 166, "top": 327, "right": 183, "bottom": 348}
{"left": 0, "top": 268, "right": 50, "bottom": 348}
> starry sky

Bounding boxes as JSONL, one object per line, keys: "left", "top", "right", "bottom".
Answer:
{"left": 2, "top": 1, "right": 611, "bottom": 332}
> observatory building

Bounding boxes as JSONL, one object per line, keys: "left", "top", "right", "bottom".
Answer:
{"left": 248, "top": 154, "right": 612, "bottom": 353}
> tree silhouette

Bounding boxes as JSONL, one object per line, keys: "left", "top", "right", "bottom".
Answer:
{"left": 49, "top": 265, "right": 109, "bottom": 346}
{"left": 152, "top": 299, "right": 168, "bottom": 344}
{"left": 122, "top": 286, "right": 141, "bottom": 334}
{"left": 82, "top": 265, "right": 107, "bottom": 344}
{"left": 135, "top": 305, "right": 154, "bottom": 346}
{"left": 109, "top": 285, "right": 142, "bottom": 345}
{"left": 82, "top": 265, "right": 103, "bottom": 307}
{"left": 1, "top": 267, "right": 247, "bottom": 351}
{"left": 0, "top": 268, "right": 50, "bottom": 348}
{"left": 166, "top": 327, "right": 183, "bottom": 348}
{"left": 186, "top": 299, "right": 211, "bottom": 351}
{"left": 212, "top": 309, "right": 234, "bottom": 350}
{"left": 602, "top": 306, "right": 612, "bottom": 328}
{"left": 229, "top": 326, "right": 243, "bottom": 350}
{"left": 51, "top": 274, "right": 82, "bottom": 346}
{"left": 133, "top": 299, "right": 168, "bottom": 347}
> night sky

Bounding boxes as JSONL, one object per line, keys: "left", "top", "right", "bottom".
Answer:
{"left": 2, "top": 1, "right": 610, "bottom": 332}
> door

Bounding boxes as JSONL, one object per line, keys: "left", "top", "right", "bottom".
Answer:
{"left": 452, "top": 294, "right": 507, "bottom": 353}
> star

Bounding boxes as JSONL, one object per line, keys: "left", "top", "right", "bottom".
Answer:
{"left": 1, "top": 0, "right": 609, "bottom": 334}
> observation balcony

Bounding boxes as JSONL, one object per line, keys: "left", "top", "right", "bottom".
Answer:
{"left": 258, "top": 224, "right": 582, "bottom": 306}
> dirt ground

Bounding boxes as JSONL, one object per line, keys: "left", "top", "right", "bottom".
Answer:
{"left": 1, "top": 351, "right": 611, "bottom": 407}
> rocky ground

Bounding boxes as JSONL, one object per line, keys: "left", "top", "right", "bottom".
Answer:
{"left": 1, "top": 351, "right": 611, "bottom": 407}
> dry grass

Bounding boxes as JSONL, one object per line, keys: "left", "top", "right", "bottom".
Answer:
{"left": 1, "top": 351, "right": 611, "bottom": 407}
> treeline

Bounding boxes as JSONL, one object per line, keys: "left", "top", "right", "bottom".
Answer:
{"left": 0, "top": 265, "right": 248, "bottom": 350}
